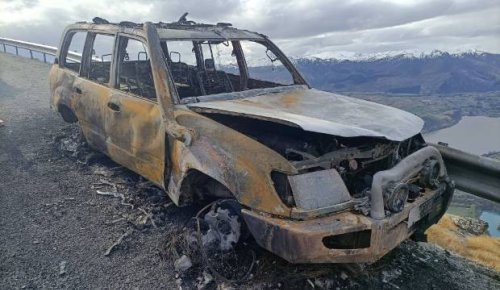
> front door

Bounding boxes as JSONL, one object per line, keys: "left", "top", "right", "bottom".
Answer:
{"left": 103, "top": 35, "right": 166, "bottom": 187}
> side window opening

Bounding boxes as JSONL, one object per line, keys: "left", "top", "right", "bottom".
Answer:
{"left": 164, "top": 40, "right": 240, "bottom": 99}
{"left": 199, "top": 41, "right": 236, "bottom": 95}
{"left": 63, "top": 31, "right": 87, "bottom": 73}
{"left": 166, "top": 41, "right": 197, "bottom": 66}
{"left": 242, "top": 41, "right": 294, "bottom": 87}
{"left": 88, "top": 34, "right": 115, "bottom": 84}
{"left": 164, "top": 41, "right": 199, "bottom": 98}
{"left": 163, "top": 39, "right": 295, "bottom": 99}
{"left": 117, "top": 37, "right": 156, "bottom": 100}
{"left": 212, "top": 41, "right": 241, "bottom": 87}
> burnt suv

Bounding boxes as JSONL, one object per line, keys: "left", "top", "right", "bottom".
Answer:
{"left": 49, "top": 16, "right": 454, "bottom": 263}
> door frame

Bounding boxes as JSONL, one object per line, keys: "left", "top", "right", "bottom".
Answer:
{"left": 109, "top": 32, "right": 171, "bottom": 188}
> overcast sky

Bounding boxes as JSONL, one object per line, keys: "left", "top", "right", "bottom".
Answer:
{"left": 1, "top": 0, "right": 499, "bottom": 59}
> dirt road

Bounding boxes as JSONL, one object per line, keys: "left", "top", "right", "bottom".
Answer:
{"left": 1, "top": 53, "right": 499, "bottom": 289}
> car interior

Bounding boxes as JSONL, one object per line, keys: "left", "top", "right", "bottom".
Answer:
{"left": 65, "top": 34, "right": 291, "bottom": 101}
{"left": 118, "top": 56, "right": 156, "bottom": 99}
{"left": 163, "top": 40, "right": 290, "bottom": 99}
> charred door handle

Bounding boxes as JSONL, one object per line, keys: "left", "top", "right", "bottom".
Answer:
{"left": 107, "top": 101, "right": 121, "bottom": 112}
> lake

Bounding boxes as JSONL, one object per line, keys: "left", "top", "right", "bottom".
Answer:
{"left": 424, "top": 116, "right": 500, "bottom": 237}
{"left": 424, "top": 116, "right": 500, "bottom": 155}
{"left": 481, "top": 211, "right": 500, "bottom": 237}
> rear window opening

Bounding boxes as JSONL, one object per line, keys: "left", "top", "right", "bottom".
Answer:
{"left": 322, "top": 230, "right": 372, "bottom": 249}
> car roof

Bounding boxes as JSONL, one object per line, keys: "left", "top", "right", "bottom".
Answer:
{"left": 157, "top": 25, "right": 264, "bottom": 41}
{"left": 66, "top": 18, "right": 265, "bottom": 41}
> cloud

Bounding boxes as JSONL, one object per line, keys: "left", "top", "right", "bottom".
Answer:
{"left": 0, "top": 0, "right": 498, "bottom": 58}
{"left": 283, "top": 6, "right": 500, "bottom": 58}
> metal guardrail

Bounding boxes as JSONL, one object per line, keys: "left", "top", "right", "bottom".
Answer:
{"left": 0, "top": 37, "right": 81, "bottom": 63}
{"left": 431, "top": 143, "right": 500, "bottom": 203}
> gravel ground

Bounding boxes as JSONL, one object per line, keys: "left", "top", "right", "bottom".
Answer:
{"left": 1, "top": 53, "right": 499, "bottom": 289}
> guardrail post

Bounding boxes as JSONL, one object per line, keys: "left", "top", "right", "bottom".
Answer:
{"left": 0, "top": 38, "right": 61, "bottom": 62}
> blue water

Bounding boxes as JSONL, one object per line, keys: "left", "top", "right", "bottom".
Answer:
{"left": 480, "top": 211, "right": 500, "bottom": 237}
{"left": 425, "top": 116, "right": 500, "bottom": 237}
{"left": 425, "top": 116, "right": 500, "bottom": 155}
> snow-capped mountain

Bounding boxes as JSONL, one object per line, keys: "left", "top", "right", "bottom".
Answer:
{"left": 290, "top": 51, "right": 500, "bottom": 94}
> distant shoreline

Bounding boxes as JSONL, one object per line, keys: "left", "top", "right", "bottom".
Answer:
{"left": 346, "top": 92, "right": 500, "bottom": 134}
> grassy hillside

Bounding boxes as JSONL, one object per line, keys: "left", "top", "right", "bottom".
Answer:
{"left": 427, "top": 215, "right": 500, "bottom": 272}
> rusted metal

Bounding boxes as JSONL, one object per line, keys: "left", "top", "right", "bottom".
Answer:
{"left": 243, "top": 184, "right": 453, "bottom": 263}
{"left": 370, "top": 146, "right": 447, "bottom": 219}
{"left": 187, "top": 87, "right": 424, "bottom": 142}
{"left": 48, "top": 18, "right": 464, "bottom": 264}
{"left": 288, "top": 169, "right": 351, "bottom": 210}
{"left": 144, "top": 22, "right": 193, "bottom": 146}
{"left": 169, "top": 109, "right": 296, "bottom": 214}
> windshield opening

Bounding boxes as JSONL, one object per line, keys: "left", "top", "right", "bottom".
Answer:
{"left": 162, "top": 39, "right": 296, "bottom": 99}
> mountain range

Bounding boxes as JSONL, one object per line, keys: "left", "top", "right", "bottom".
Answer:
{"left": 291, "top": 52, "right": 500, "bottom": 95}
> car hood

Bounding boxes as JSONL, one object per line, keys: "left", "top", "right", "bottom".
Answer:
{"left": 186, "top": 87, "right": 424, "bottom": 141}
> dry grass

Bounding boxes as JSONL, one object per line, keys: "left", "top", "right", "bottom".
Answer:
{"left": 426, "top": 214, "right": 500, "bottom": 272}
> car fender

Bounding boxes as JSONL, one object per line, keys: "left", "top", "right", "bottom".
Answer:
{"left": 49, "top": 66, "right": 77, "bottom": 113}
{"left": 166, "top": 108, "right": 297, "bottom": 217}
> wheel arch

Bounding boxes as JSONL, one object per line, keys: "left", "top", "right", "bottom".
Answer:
{"left": 58, "top": 104, "right": 78, "bottom": 123}
{"left": 165, "top": 109, "right": 297, "bottom": 216}
{"left": 175, "top": 168, "right": 234, "bottom": 206}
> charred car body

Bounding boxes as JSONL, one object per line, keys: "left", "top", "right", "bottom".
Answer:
{"left": 49, "top": 16, "right": 455, "bottom": 263}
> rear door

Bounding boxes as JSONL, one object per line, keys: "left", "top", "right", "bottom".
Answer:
{"left": 72, "top": 32, "right": 116, "bottom": 154}
{"left": 50, "top": 30, "right": 87, "bottom": 118}
{"left": 102, "top": 34, "right": 166, "bottom": 187}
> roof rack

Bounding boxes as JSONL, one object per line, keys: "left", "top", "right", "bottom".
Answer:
{"left": 89, "top": 13, "right": 234, "bottom": 31}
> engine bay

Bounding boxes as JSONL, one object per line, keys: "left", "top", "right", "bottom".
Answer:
{"left": 202, "top": 113, "right": 435, "bottom": 214}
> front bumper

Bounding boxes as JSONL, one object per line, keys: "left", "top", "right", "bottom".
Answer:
{"left": 243, "top": 182, "right": 454, "bottom": 264}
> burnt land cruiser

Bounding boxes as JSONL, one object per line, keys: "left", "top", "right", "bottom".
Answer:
{"left": 49, "top": 16, "right": 455, "bottom": 263}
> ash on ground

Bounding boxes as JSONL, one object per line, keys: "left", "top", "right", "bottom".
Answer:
{"left": 51, "top": 124, "right": 500, "bottom": 290}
